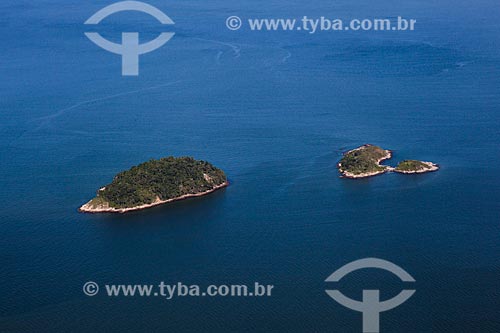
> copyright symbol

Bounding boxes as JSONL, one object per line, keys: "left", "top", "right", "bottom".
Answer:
{"left": 83, "top": 281, "right": 99, "bottom": 296}
{"left": 226, "top": 16, "right": 242, "bottom": 31}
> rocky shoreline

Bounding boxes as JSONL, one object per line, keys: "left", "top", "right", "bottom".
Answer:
{"left": 394, "top": 161, "right": 439, "bottom": 174}
{"left": 79, "top": 181, "right": 229, "bottom": 214}
{"left": 338, "top": 146, "right": 393, "bottom": 179}
{"left": 338, "top": 145, "right": 439, "bottom": 179}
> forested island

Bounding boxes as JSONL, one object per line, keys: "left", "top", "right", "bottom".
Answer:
{"left": 394, "top": 160, "right": 439, "bottom": 174}
{"left": 338, "top": 144, "right": 439, "bottom": 178}
{"left": 337, "top": 144, "right": 392, "bottom": 178}
{"left": 79, "top": 157, "right": 228, "bottom": 213}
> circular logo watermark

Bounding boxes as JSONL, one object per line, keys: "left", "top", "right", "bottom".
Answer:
{"left": 226, "top": 16, "right": 242, "bottom": 30}
{"left": 325, "top": 258, "right": 416, "bottom": 333}
{"left": 84, "top": 1, "right": 175, "bottom": 76}
{"left": 83, "top": 281, "right": 100, "bottom": 296}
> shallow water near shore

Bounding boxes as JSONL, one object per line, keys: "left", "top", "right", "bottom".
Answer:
{"left": 1, "top": 0, "right": 500, "bottom": 332}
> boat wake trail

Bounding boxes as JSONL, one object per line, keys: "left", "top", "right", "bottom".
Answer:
{"left": 192, "top": 37, "right": 241, "bottom": 64}
{"left": 36, "top": 81, "right": 183, "bottom": 126}
{"left": 10, "top": 80, "right": 183, "bottom": 146}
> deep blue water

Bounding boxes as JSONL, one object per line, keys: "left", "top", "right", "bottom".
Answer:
{"left": 1, "top": 0, "right": 500, "bottom": 332}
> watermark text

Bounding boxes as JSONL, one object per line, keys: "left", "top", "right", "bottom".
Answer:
{"left": 83, "top": 281, "right": 274, "bottom": 299}
{"left": 227, "top": 16, "right": 417, "bottom": 33}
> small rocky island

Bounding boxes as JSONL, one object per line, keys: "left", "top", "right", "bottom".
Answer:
{"left": 79, "top": 157, "right": 228, "bottom": 213}
{"left": 394, "top": 160, "right": 439, "bottom": 174}
{"left": 338, "top": 144, "right": 438, "bottom": 179}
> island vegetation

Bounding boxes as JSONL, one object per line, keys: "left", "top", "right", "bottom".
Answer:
{"left": 80, "top": 157, "right": 228, "bottom": 213}
{"left": 338, "top": 144, "right": 439, "bottom": 178}
{"left": 395, "top": 160, "right": 439, "bottom": 174}
{"left": 338, "top": 144, "right": 392, "bottom": 178}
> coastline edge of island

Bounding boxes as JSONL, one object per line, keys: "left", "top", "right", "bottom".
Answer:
{"left": 79, "top": 181, "right": 229, "bottom": 214}
{"left": 338, "top": 144, "right": 440, "bottom": 179}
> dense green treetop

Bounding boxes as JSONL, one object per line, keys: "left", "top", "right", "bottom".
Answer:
{"left": 395, "top": 160, "right": 432, "bottom": 172}
{"left": 88, "top": 157, "right": 227, "bottom": 209}
{"left": 338, "top": 145, "right": 389, "bottom": 175}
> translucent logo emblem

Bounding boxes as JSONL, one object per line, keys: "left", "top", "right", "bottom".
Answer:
{"left": 325, "top": 258, "right": 416, "bottom": 333}
{"left": 84, "top": 1, "right": 175, "bottom": 76}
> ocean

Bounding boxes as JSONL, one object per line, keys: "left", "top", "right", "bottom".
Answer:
{"left": 1, "top": 0, "right": 499, "bottom": 331}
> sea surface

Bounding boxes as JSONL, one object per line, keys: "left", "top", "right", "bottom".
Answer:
{"left": 1, "top": 0, "right": 500, "bottom": 332}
